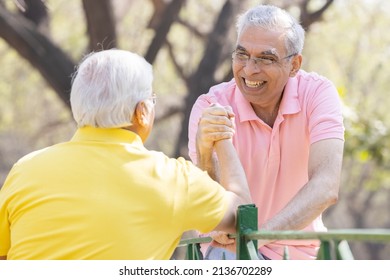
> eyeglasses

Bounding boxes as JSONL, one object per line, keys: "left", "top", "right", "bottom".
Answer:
{"left": 149, "top": 94, "right": 157, "bottom": 105}
{"left": 232, "top": 50, "right": 296, "bottom": 67}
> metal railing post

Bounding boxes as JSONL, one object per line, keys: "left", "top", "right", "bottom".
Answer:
{"left": 185, "top": 243, "right": 203, "bottom": 260}
{"left": 178, "top": 204, "right": 390, "bottom": 260}
{"left": 335, "top": 240, "right": 354, "bottom": 260}
{"left": 236, "top": 204, "right": 258, "bottom": 260}
{"left": 317, "top": 240, "right": 332, "bottom": 260}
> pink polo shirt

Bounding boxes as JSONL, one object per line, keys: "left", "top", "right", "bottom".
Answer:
{"left": 188, "top": 70, "right": 344, "bottom": 260}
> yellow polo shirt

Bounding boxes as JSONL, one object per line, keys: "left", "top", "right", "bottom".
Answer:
{"left": 0, "top": 127, "right": 228, "bottom": 259}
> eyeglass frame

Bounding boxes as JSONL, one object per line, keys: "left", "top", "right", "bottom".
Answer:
{"left": 232, "top": 50, "right": 297, "bottom": 67}
{"left": 149, "top": 93, "right": 157, "bottom": 105}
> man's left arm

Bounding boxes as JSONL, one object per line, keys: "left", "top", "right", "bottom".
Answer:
{"left": 261, "top": 138, "right": 344, "bottom": 231}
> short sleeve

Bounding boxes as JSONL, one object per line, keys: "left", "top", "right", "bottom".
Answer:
{"left": 179, "top": 159, "right": 228, "bottom": 234}
{"left": 307, "top": 81, "right": 345, "bottom": 144}
{"left": 0, "top": 175, "right": 12, "bottom": 256}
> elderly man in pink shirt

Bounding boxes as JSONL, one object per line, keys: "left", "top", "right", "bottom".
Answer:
{"left": 188, "top": 5, "right": 344, "bottom": 260}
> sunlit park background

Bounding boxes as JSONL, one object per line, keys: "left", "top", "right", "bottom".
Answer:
{"left": 0, "top": 0, "right": 389, "bottom": 259}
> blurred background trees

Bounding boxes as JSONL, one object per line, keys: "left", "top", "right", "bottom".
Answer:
{"left": 0, "top": 0, "right": 389, "bottom": 259}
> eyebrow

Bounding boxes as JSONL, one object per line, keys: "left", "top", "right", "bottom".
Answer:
{"left": 235, "top": 45, "right": 279, "bottom": 56}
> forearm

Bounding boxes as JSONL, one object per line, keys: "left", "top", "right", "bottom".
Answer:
{"left": 261, "top": 178, "right": 338, "bottom": 231}
{"left": 196, "top": 143, "right": 220, "bottom": 181}
{"left": 214, "top": 140, "right": 251, "bottom": 205}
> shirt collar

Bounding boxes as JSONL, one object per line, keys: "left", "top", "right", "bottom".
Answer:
{"left": 279, "top": 75, "right": 301, "bottom": 115}
{"left": 234, "top": 86, "right": 258, "bottom": 122}
{"left": 71, "top": 126, "right": 144, "bottom": 147}
{"left": 234, "top": 75, "right": 301, "bottom": 123}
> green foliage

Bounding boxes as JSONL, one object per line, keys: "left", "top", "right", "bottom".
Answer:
{"left": 304, "top": 0, "right": 390, "bottom": 192}
{"left": 1, "top": 0, "right": 389, "bottom": 259}
{"left": 344, "top": 109, "right": 389, "bottom": 167}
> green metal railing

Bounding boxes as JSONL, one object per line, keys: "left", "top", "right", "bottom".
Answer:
{"left": 179, "top": 204, "right": 390, "bottom": 260}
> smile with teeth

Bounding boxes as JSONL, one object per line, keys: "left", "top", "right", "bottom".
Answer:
{"left": 244, "top": 79, "right": 266, "bottom": 88}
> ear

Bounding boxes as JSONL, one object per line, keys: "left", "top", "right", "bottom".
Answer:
{"left": 289, "top": 54, "right": 302, "bottom": 77}
{"left": 134, "top": 101, "right": 151, "bottom": 127}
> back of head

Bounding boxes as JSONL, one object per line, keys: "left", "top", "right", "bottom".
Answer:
{"left": 236, "top": 5, "right": 305, "bottom": 55}
{"left": 70, "top": 49, "right": 153, "bottom": 128}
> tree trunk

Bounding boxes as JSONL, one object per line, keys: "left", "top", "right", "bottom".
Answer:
{"left": 0, "top": 6, "right": 74, "bottom": 108}
{"left": 82, "top": 0, "right": 117, "bottom": 51}
{"left": 174, "top": 0, "right": 244, "bottom": 157}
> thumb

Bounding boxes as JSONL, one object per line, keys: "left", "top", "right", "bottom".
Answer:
{"left": 224, "top": 105, "right": 235, "bottom": 119}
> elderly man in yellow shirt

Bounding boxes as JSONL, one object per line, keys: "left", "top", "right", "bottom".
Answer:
{"left": 0, "top": 49, "right": 251, "bottom": 260}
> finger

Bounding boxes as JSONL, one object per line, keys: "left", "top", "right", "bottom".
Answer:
{"left": 204, "top": 104, "right": 232, "bottom": 118}
{"left": 196, "top": 126, "right": 234, "bottom": 144}
{"left": 200, "top": 123, "right": 235, "bottom": 134}
{"left": 210, "top": 241, "right": 236, "bottom": 253}
{"left": 215, "top": 236, "right": 235, "bottom": 245}
{"left": 199, "top": 114, "right": 235, "bottom": 128}
{"left": 223, "top": 105, "right": 235, "bottom": 119}
{"left": 208, "top": 104, "right": 235, "bottom": 121}
{"left": 198, "top": 132, "right": 234, "bottom": 143}
{"left": 197, "top": 128, "right": 235, "bottom": 142}
{"left": 212, "top": 232, "right": 235, "bottom": 244}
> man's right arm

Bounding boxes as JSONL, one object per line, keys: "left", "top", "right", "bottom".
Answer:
{"left": 211, "top": 139, "right": 251, "bottom": 233}
{"left": 189, "top": 103, "right": 250, "bottom": 233}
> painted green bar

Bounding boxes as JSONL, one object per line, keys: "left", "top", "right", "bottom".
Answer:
{"left": 179, "top": 236, "right": 212, "bottom": 247}
{"left": 245, "top": 229, "right": 390, "bottom": 242}
{"left": 317, "top": 241, "right": 332, "bottom": 260}
{"left": 283, "top": 246, "right": 290, "bottom": 260}
{"left": 336, "top": 240, "right": 354, "bottom": 260}
{"left": 178, "top": 204, "right": 390, "bottom": 260}
{"left": 185, "top": 244, "right": 194, "bottom": 260}
{"left": 246, "top": 240, "right": 260, "bottom": 260}
{"left": 185, "top": 243, "right": 203, "bottom": 260}
{"left": 236, "top": 204, "right": 258, "bottom": 260}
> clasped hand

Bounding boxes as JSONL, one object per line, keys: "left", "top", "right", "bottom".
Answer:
{"left": 196, "top": 103, "right": 236, "bottom": 151}
{"left": 210, "top": 231, "right": 273, "bottom": 253}
{"left": 210, "top": 231, "right": 236, "bottom": 253}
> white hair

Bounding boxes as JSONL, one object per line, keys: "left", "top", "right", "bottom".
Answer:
{"left": 70, "top": 49, "right": 153, "bottom": 128}
{"left": 236, "top": 5, "right": 305, "bottom": 55}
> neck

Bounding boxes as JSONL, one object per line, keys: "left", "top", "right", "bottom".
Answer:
{"left": 252, "top": 97, "right": 282, "bottom": 128}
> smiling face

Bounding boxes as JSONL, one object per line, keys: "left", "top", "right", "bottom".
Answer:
{"left": 233, "top": 25, "right": 300, "bottom": 110}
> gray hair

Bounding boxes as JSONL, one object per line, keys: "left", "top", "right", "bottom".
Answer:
{"left": 236, "top": 5, "right": 305, "bottom": 55}
{"left": 70, "top": 49, "right": 153, "bottom": 128}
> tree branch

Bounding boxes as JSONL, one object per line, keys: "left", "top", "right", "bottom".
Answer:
{"left": 176, "top": 18, "right": 206, "bottom": 39}
{"left": 0, "top": 6, "right": 75, "bottom": 108}
{"left": 300, "top": 0, "right": 334, "bottom": 30}
{"left": 145, "top": 0, "right": 185, "bottom": 64}
{"left": 147, "top": 0, "right": 167, "bottom": 29}
{"left": 166, "top": 40, "right": 187, "bottom": 81}
{"left": 15, "top": 0, "right": 49, "bottom": 34}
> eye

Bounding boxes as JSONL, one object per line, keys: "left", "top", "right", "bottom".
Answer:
{"left": 234, "top": 51, "right": 250, "bottom": 60}
{"left": 258, "top": 57, "right": 277, "bottom": 65}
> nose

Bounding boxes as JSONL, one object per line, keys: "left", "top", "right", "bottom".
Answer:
{"left": 244, "top": 59, "right": 261, "bottom": 76}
